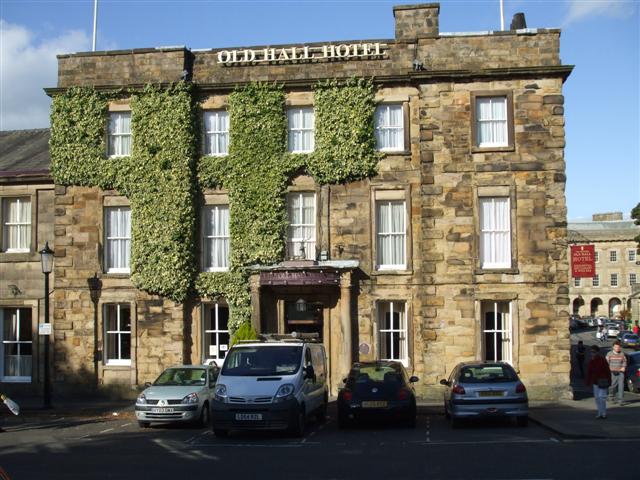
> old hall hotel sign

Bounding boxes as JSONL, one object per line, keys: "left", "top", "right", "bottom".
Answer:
{"left": 216, "top": 42, "right": 388, "bottom": 66}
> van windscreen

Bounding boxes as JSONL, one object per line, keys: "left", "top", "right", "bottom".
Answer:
{"left": 221, "top": 346, "right": 302, "bottom": 376}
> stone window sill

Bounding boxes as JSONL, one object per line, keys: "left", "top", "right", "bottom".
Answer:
{"left": 371, "top": 269, "right": 413, "bottom": 276}
{"left": 0, "top": 252, "right": 39, "bottom": 263}
{"left": 475, "top": 268, "right": 520, "bottom": 275}
{"left": 379, "top": 150, "right": 411, "bottom": 157}
{"left": 471, "top": 145, "right": 515, "bottom": 154}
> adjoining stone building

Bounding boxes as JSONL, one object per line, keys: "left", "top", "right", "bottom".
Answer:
{"left": 0, "top": 129, "right": 54, "bottom": 397}
{"left": 31, "top": 3, "right": 573, "bottom": 400}
{"left": 568, "top": 212, "right": 640, "bottom": 321}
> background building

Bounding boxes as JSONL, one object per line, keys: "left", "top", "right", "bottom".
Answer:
{"left": 0, "top": 129, "right": 54, "bottom": 397}
{"left": 568, "top": 212, "right": 640, "bottom": 321}
{"left": 0, "top": 3, "right": 573, "bottom": 401}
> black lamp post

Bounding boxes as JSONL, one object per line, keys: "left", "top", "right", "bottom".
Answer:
{"left": 39, "top": 241, "right": 54, "bottom": 409}
{"left": 87, "top": 274, "right": 102, "bottom": 390}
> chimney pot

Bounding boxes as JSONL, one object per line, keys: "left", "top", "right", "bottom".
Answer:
{"left": 510, "top": 12, "right": 527, "bottom": 30}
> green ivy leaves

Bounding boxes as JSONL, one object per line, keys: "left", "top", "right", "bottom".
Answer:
{"left": 50, "top": 79, "right": 379, "bottom": 331}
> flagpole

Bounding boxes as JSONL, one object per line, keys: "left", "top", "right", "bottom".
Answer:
{"left": 92, "top": 0, "right": 98, "bottom": 51}
{"left": 500, "top": 0, "right": 505, "bottom": 30}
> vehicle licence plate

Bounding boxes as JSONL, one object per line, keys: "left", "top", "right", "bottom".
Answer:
{"left": 151, "top": 407, "right": 174, "bottom": 413}
{"left": 478, "top": 391, "right": 504, "bottom": 397}
{"left": 235, "top": 413, "right": 262, "bottom": 421}
{"left": 362, "top": 401, "right": 388, "bottom": 408}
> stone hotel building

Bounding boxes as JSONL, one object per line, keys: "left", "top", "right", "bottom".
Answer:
{"left": 0, "top": 3, "right": 573, "bottom": 400}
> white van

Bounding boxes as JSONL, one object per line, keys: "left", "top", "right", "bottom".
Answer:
{"left": 210, "top": 334, "right": 328, "bottom": 437}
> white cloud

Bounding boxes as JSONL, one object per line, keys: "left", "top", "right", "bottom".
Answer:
{"left": 564, "top": 0, "right": 636, "bottom": 26}
{"left": 0, "top": 20, "right": 90, "bottom": 130}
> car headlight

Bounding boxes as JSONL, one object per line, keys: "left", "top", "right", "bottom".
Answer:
{"left": 136, "top": 393, "right": 147, "bottom": 405}
{"left": 273, "top": 384, "right": 295, "bottom": 403}
{"left": 182, "top": 392, "right": 199, "bottom": 404}
{"left": 214, "top": 384, "right": 228, "bottom": 403}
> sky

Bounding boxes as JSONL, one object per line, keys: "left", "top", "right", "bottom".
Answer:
{"left": 0, "top": 0, "right": 638, "bottom": 220}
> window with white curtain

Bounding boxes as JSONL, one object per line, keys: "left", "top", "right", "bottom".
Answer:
{"left": 475, "top": 96, "right": 508, "bottom": 147}
{"left": 376, "top": 200, "right": 406, "bottom": 270}
{"left": 481, "top": 301, "right": 512, "bottom": 364}
{"left": 287, "top": 192, "right": 316, "bottom": 260}
{"left": 105, "top": 207, "right": 131, "bottom": 273}
{"left": 287, "top": 107, "right": 315, "bottom": 153}
{"left": 375, "top": 104, "right": 404, "bottom": 151}
{"left": 378, "top": 301, "right": 408, "bottom": 366}
{"left": 592, "top": 274, "right": 600, "bottom": 287}
{"left": 107, "top": 112, "right": 132, "bottom": 157}
{"left": 204, "top": 110, "right": 229, "bottom": 156}
{"left": 479, "top": 197, "right": 511, "bottom": 269}
{"left": 104, "top": 304, "right": 131, "bottom": 365}
{"left": 630, "top": 273, "right": 637, "bottom": 285}
{"left": 0, "top": 308, "right": 32, "bottom": 382}
{"left": 628, "top": 249, "right": 636, "bottom": 262}
{"left": 2, "top": 197, "right": 31, "bottom": 252}
{"left": 203, "top": 303, "right": 230, "bottom": 362}
{"left": 203, "top": 205, "right": 230, "bottom": 271}
{"left": 594, "top": 251, "right": 600, "bottom": 263}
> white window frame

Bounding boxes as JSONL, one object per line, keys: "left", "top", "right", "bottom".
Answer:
{"left": 203, "top": 110, "right": 229, "bottom": 156}
{"left": 630, "top": 273, "right": 637, "bottom": 286}
{"left": 104, "top": 207, "right": 131, "bottom": 274}
{"left": 0, "top": 308, "right": 32, "bottom": 382}
{"left": 481, "top": 301, "right": 512, "bottom": 365}
{"left": 476, "top": 96, "right": 508, "bottom": 148}
{"left": 202, "top": 205, "right": 230, "bottom": 272}
{"left": 628, "top": 249, "right": 636, "bottom": 263}
{"left": 574, "top": 277, "right": 581, "bottom": 287}
{"left": 377, "top": 301, "right": 408, "bottom": 367}
{"left": 104, "top": 304, "right": 131, "bottom": 366}
{"left": 376, "top": 200, "right": 407, "bottom": 270}
{"left": 610, "top": 273, "right": 619, "bottom": 288}
{"left": 594, "top": 251, "right": 600, "bottom": 263}
{"left": 479, "top": 197, "right": 511, "bottom": 269}
{"left": 203, "top": 303, "right": 230, "bottom": 363}
{"left": 375, "top": 104, "right": 404, "bottom": 152}
{"left": 287, "top": 107, "right": 315, "bottom": 153}
{"left": 2, "top": 197, "right": 31, "bottom": 253}
{"left": 592, "top": 274, "right": 600, "bottom": 287}
{"left": 107, "top": 112, "right": 132, "bottom": 158}
{"left": 610, "top": 250, "right": 618, "bottom": 263}
{"left": 286, "top": 192, "right": 316, "bottom": 261}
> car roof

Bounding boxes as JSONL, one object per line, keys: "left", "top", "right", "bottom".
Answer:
{"left": 231, "top": 342, "right": 304, "bottom": 348}
{"left": 351, "top": 361, "right": 403, "bottom": 368}
{"left": 165, "top": 365, "right": 209, "bottom": 369}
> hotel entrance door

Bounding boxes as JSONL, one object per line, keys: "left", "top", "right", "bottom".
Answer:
{"left": 284, "top": 300, "right": 323, "bottom": 341}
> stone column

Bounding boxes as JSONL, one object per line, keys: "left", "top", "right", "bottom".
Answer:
{"left": 249, "top": 274, "right": 261, "bottom": 333}
{"left": 339, "top": 271, "right": 352, "bottom": 378}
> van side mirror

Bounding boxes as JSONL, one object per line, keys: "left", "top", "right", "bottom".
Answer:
{"left": 342, "top": 378, "right": 347, "bottom": 384}
{"left": 439, "top": 379, "right": 449, "bottom": 386}
{"left": 409, "top": 376, "right": 419, "bottom": 383}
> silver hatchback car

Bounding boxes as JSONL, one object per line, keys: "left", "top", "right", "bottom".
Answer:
{"left": 440, "top": 362, "right": 528, "bottom": 427}
{"left": 135, "top": 364, "right": 219, "bottom": 428}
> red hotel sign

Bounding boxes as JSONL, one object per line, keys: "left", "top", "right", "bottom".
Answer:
{"left": 571, "top": 245, "right": 595, "bottom": 278}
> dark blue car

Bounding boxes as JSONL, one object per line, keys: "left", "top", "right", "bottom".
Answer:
{"left": 625, "top": 352, "right": 640, "bottom": 393}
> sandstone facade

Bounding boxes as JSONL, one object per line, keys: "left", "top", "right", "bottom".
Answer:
{"left": 40, "top": 3, "right": 572, "bottom": 400}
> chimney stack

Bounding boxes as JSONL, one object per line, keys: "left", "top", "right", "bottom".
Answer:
{"left": 394, "top": 3, "right": 440, "bottom": 41}
{"left": 510, "top": 12, "right": 527, "bottom": 30}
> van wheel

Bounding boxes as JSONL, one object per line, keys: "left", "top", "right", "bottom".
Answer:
{"left": 316, "top": 400, "right": 328, "bottom": 423}
{"left": 290, "top": 407, "right": 306, "bottom": 437}
{"left": 138, "top": 421, "right": 150, "bottom": 428}
{"left": 213, "top": 428, "right": 228, "bottom": 437}
{"left": 337, "top": 412, "right": 350, "bottom": 429}
{"left": 516, "top": 416, "right": 529, "bottom": 427}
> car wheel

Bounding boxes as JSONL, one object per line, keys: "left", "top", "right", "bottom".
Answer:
{"left": 516, "top": 416, "right": 529, "bottom": 427}
{"left": 213, "top": 428, "right": 228, "bottom": 438}
{"left": 444, "top": 403, "right": 450, "bottom": 420}
{"left": 138, "top": 421, "right": 151, "bottom": 428}
{"left": 290, "top": 407, "right": 306, "bottom": 437}
{"left": 405, "top": 413, "right": 417, "bottom": 428}
{"left": 199, "top": 402, "right": 210, "bottom": 427}
{"left": 450, "top": 416, "right": 461, "bottom": 429}
{"left": 337, "top": 410, "right": 350, "bottom": 429}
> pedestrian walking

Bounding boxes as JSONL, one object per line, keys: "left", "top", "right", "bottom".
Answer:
{"left": 633, "top": 322, "right": 639, "bottom": 335}
{"left": 606, "top": 340, "right": 627, "bottom": 406}
{"left": 586, "top": 345, "right": 611, "bottom": 419}
{"left": 575, "top": 340, "right": 586, "bottom": 378}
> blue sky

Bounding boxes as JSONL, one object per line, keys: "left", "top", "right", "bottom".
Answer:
{"left": 1, "top": 0, "right": 638, "bottom": 220}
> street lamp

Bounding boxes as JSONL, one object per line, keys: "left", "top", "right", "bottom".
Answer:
{"left": 39, "top": 241, "right": 54, "bottom": 409}
{"left": 87, "top": 274, "right": 102, "bottom": 390}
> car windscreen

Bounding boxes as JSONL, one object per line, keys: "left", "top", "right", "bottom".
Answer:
{"left": 624, "top": 334, "right": 639, "bottom": 340}
{"left": 154, "top": 368, "right": 207, "bottom": 386}
{"left": 347, "top": 365, "right": 404, "bottom": 388}
{"left": 221, "top": 346, "right": 302, "bottom": 377}
{"left": 458, "top": 365, "right": 518, "bottom": 383}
